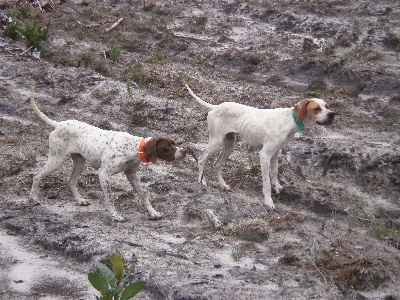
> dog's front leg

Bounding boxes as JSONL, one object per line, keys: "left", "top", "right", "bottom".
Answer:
{"left": 98, "top": 168, "right": 125, "bottom": 222}
{"left": 270, "top": 150, "right": 283, "bottom": 195}
{"left": 259, "top": 148, "right": 275, "bottom": 209}
{"left": 124, "top": 170, "right": 163, "bottom": 220}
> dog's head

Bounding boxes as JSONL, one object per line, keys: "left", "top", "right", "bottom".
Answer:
{"left": 294, "top": 98, "right": 335, "bottom": 126}
{"left": 142, "top": 136, "right": 186, "bottom": 163}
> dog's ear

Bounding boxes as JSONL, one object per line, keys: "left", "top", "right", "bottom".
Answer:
{"left": 142, "top": 137, "right": 161, "bottom": 163}
{"left": 294, "top": 99, "right": 311, "bottom": 122}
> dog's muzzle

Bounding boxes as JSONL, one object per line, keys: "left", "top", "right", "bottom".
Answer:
{"left": 317, "top": 111, "right": 335, "bottom": 125}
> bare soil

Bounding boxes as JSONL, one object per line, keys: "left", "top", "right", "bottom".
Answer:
{"left": 0, "top": 0, "right": 399, "bottom": 299}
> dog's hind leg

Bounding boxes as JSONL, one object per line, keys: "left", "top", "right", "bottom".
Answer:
{"left": 29, "top": 154, "right": 66, "bottom": 204}
{"left": 214, "top": 132, "right": 236, "bottom": 191}
{"left": 98, "top": 167, "right": 124, "bottom": 222}
{"left": 198, "top": 136, "right": 224, "bottom": 186}
{"left": 68, "top": 153, "right": 89, "bottom": 206}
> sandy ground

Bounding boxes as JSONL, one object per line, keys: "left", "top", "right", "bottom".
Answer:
{"left": 0, "top": 0, "right": 399, "bottom": 299}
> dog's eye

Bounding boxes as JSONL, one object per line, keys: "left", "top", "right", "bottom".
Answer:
{"left": 314, "top": 107, "right": 322, "bottom": 112}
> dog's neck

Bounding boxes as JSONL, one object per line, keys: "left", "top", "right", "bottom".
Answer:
{"left": 138, "top": 137, "right": 150, "bottom": 163}
{"left": 292, "top": 109, "right": 305, "bottom": 131}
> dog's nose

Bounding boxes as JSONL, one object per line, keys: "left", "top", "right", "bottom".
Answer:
{"left": 328, "top": 111, "right": 335, "bottom": 120}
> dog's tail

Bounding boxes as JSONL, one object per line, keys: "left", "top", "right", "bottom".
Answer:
{"left": 30, "top": 88, "right": 58, "bottom": 127}
{"left": 185, "top": 84, "right": 216, "bottom": 110}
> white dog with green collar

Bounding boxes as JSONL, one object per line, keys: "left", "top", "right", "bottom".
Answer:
{"left": 185, "top": 84, "right": 335, "bottom": 209}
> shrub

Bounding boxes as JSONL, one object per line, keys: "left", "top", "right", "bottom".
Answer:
{"left": 88, "top": 249, "right": 145, "bottom": 300}
{"left": 231, "top": 245, "right": 246, "bottom": 262}
{"left": 371, "top": 221, "right": 397, "bottom": 239}
{"left": 106, "top": 43, "right": 121, "bottom": 62}
{"left": 23, "top": 21, "right": 48, "bottom": 50}
{"left": 17, "top": 5, "right": 30, "bottom": 19}
{"left": 4, "top": 7, "right": 48, "bottom": 51}
{"left": 5, "top": 21, "right": 21, "bottom": 40}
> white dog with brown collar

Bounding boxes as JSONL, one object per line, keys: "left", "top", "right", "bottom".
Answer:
{"left": 185, "top": 84, "right": 335, "bottom": 209}
{"left": 29, "top": 89, "right": 186, "bottom": 221}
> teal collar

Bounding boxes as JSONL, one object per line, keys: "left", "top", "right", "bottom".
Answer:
{"left": 292, "top": 109, "right": 304, "bottom": 131}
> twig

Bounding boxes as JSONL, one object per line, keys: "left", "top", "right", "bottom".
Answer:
{"left": 105, "top": 18, "right": 124, "bottom": 32}
{"left": 204, "top": 209, "right": 222, "bottom": 230}
{"left": 357, "top": 216, "right": 371, "bottom": 222}
{"left": 306, "top": 254, "right": 329, "bottom": 286}
{"left": 20, "top": 46, "right": 34, "bottom": 56}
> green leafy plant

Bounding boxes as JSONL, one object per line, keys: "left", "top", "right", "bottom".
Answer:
{"left": 231, "top": 245, "right": 246, "bottom": 262}
{"left": 106, "top": 42, "right": 121, "bottom": 62}
{"left": 17, "top": 5, "right": 30, "bottom": 19}
{"left": 5, "top": 19, "right": 47, "bottom": 50}
{"left": 23, "top": 21, "right": 48, "bottom": 50}
{"left": 88, "top": 249, "right": 145, "bottom": 300}
{"left": 5, "top": 21, "right": 21, "bottom": 40}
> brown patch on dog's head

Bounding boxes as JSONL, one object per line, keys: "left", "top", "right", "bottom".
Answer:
{"left": 304, "top": 99, "right": 324, "bottom": 121}
{"left": 142, "top": 136, "right": 186, "bottom": 163}
{"left": 294, "top": 99, "right": 335, "bottom": 125}
{"left": 294, "top": 99, "right": 311, "bottom": 122}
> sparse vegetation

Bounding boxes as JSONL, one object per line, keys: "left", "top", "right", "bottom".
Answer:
{"left": 231, "top": 245, "right": 246, "bottom": 262}
{"left": 5, "top": 21, "right": 20, "bottom": 40}
{"left": 0, "top": 166, "right": 8, "bottom": 178}
{"left": 17, "top": 5, "right": 30, "bottom": 19}
{"left": 146, "top": 52, "right": 163, "bottom": 63}
{"left": 126, "top": 79, "right": 133, "bottom": 97}
{"left": 371, "top": 221, "right": 397, "bottom": 239}
{"left": 103, "top": 215, "right": 113, "bottom": 226}
{"left": 88, "top": 249, "right": 145, "bottom": 300}
{"left": 23, "top": 21, "right": 48, "bottom": 50}
{"left": 331, "top": 211, "right": 342, "bottom": 230}
{"left": 106, "top": 42, "right": 121, "bottom": 62}
{"left": 235, "top": 163, "right": 246, "bottom": 175}
{"left": 4, "top": 6, "right": 48, "bottom": 51}
{"left": 351, "top": 16, "right": 362, "bottom": 36}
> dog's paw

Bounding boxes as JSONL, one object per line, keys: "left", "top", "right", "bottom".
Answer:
{"left": 199, "top": 179, "right": 207, "bottom": 187}
{"left": 77, "top": 198, "right": 90, "bottom": 206}
{"left": 220, "top": 183, "right": 231, "bottom": 191}
{"left": 274, "top": 183, "right": 283, "bottom": 195}
{"left": 25, "top": 199, "right": 40, "bottom": 208}
{"left": 112, "top": 215, "right": 126, "bottom": 222}
{"left": 149, "top": 212, "right": 163, "bottom": 220}
{"left": 264, "top": 198, "right": 275, "bottom": 210}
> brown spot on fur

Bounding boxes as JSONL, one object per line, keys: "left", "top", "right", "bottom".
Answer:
{"left": 294, "top": 99, "right": 311, "bottom": 122}
{"left": 294, "top": 99, "right": 323, "bottom": 121}
{"left": 305, "top": 99, "right": 323, "bottom": 121}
